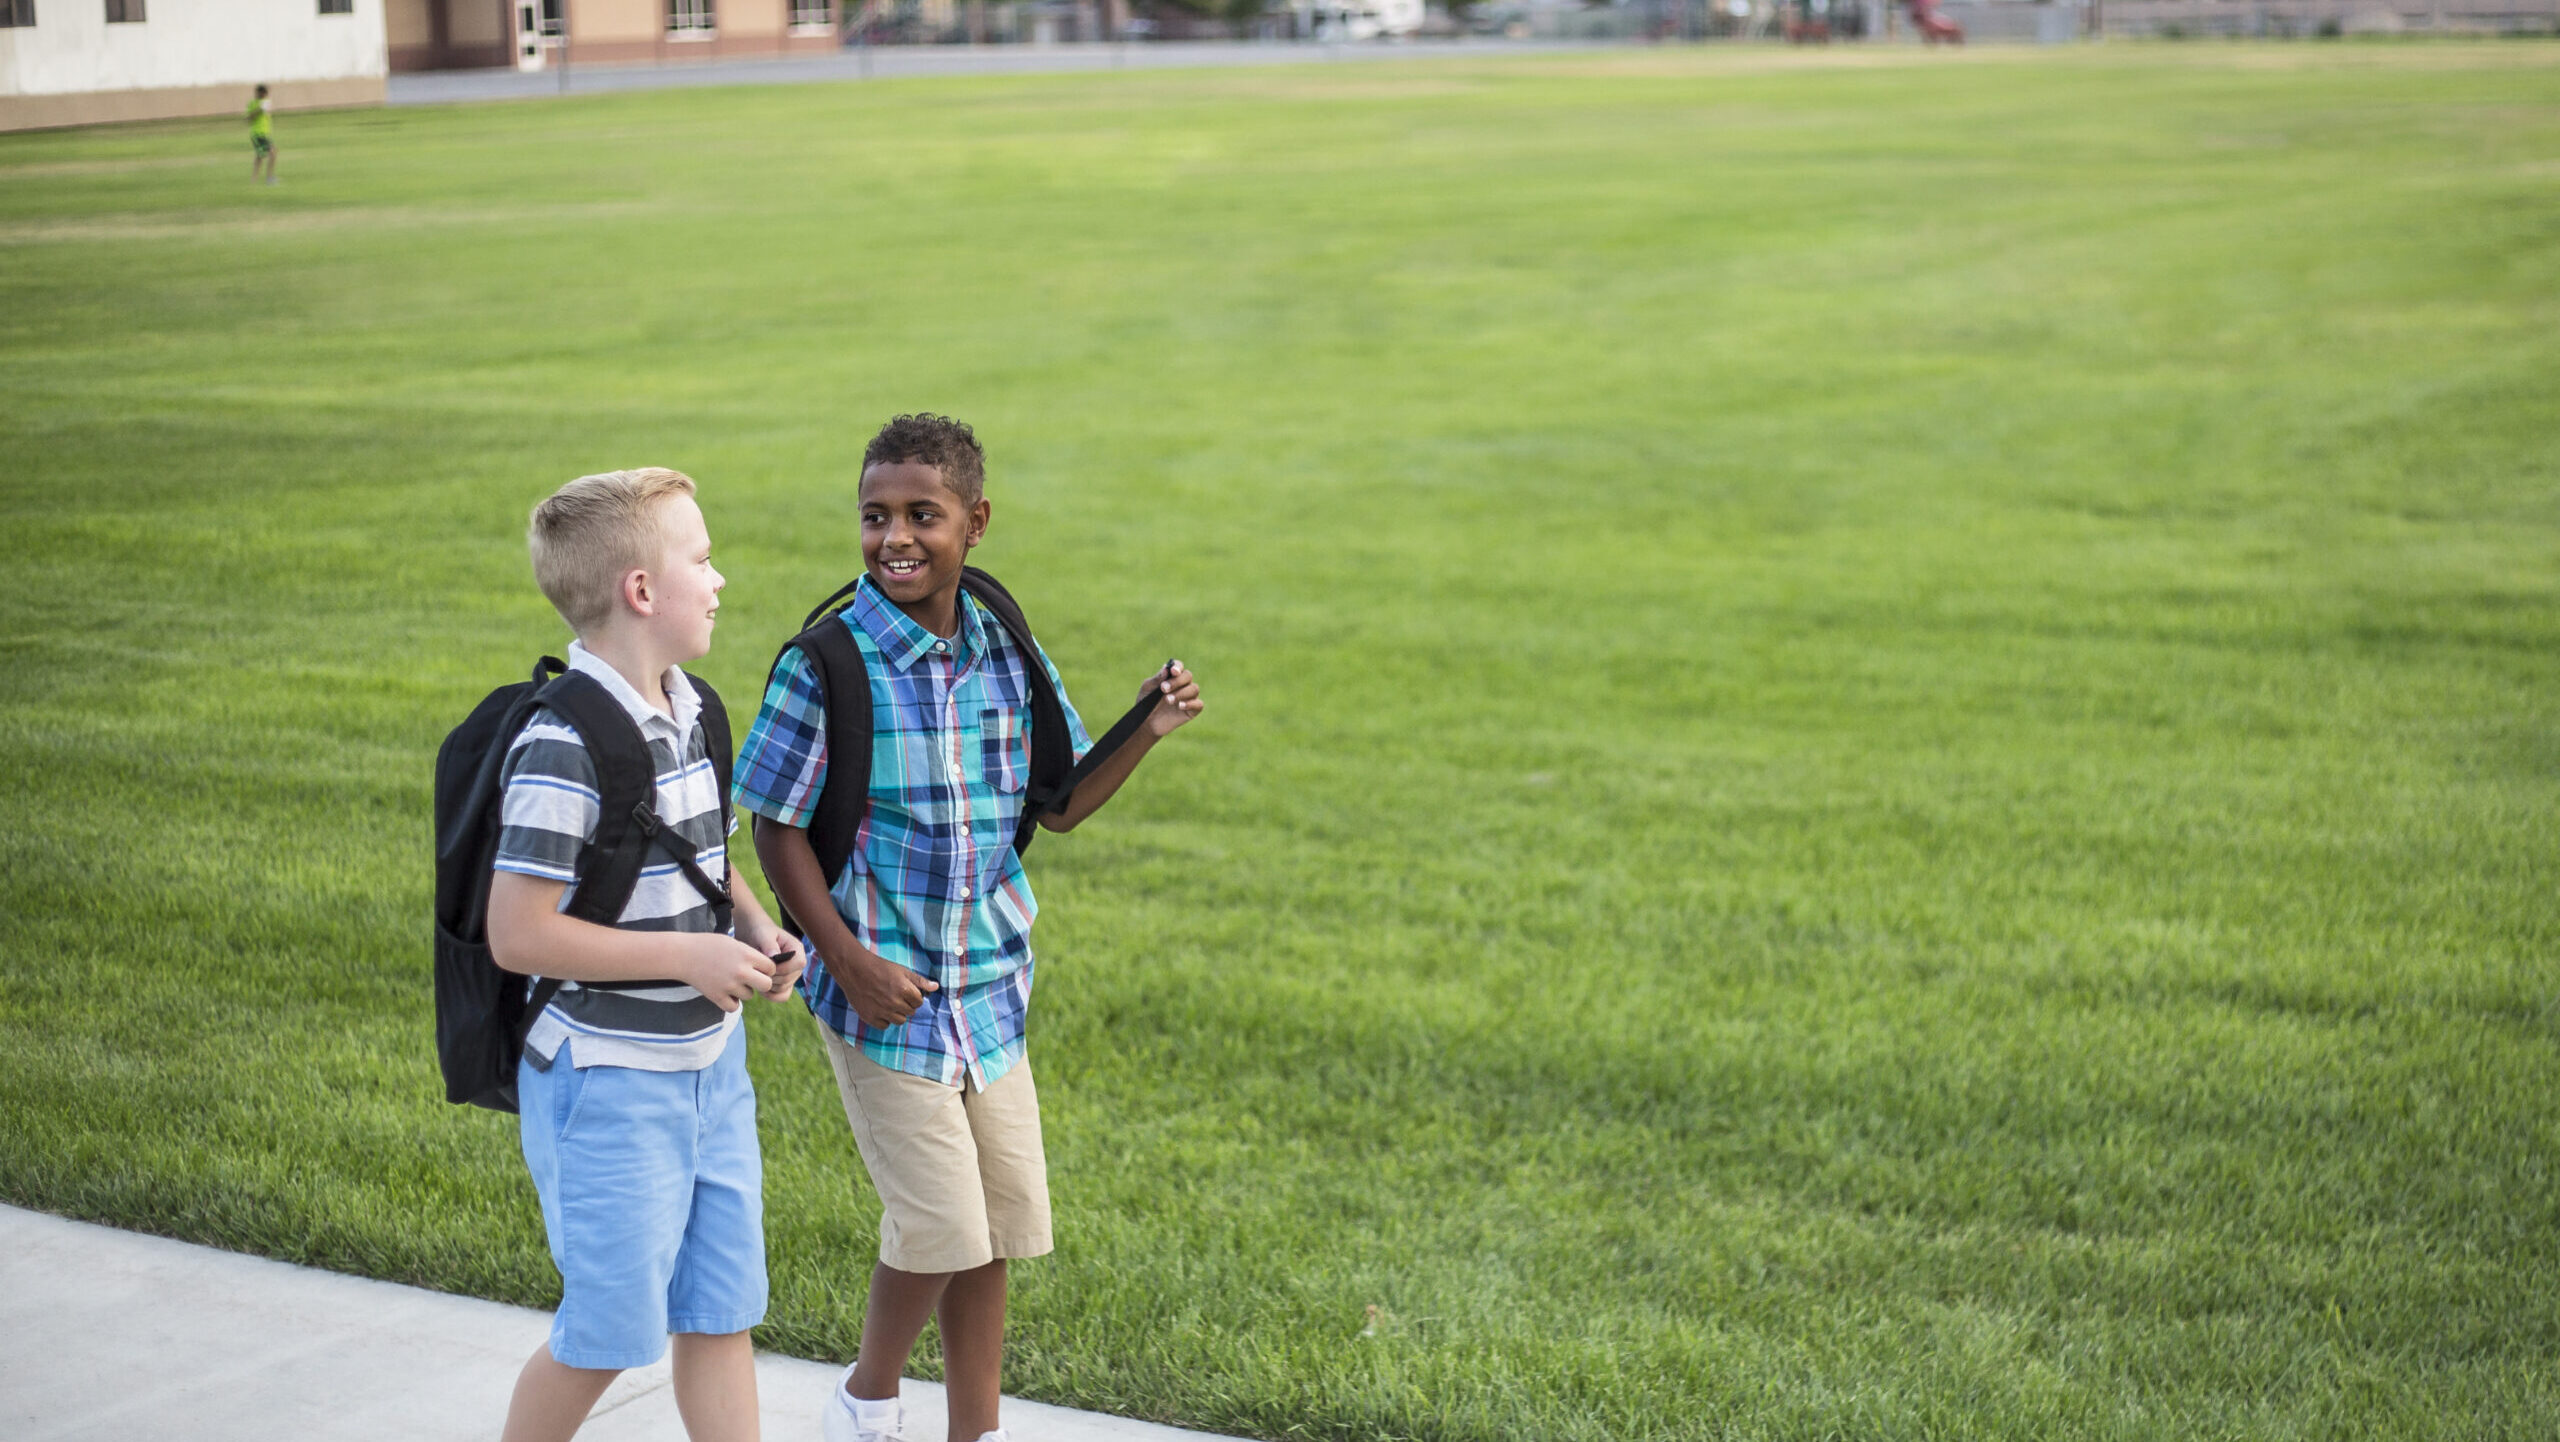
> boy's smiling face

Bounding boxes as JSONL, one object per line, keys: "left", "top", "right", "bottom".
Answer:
{"left": 642, "top": 492, "right": 724, "bottom": 663}
{"left": 860, "top": 458, "right": 988, "bottom": 636}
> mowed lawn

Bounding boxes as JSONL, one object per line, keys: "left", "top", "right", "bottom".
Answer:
{"left": 5, "top": 41, "right": 2558, "bottom": 1440}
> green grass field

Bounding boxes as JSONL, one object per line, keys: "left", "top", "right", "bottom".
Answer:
{"left": 5, "top": 41, "right": 2558, "bottom": 1440}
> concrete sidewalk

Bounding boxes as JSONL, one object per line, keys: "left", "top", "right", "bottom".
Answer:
{"left": 0, "top": 1204, "right": 1242, "bottom": 1442}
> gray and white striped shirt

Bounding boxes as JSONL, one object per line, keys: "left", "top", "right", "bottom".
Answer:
{"left": 493, "top": 642, "right": 737, "bottom": 1071}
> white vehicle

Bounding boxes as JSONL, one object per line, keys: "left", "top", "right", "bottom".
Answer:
{"left": 1301, "top": 0, "right": 1425, "bottom": 39}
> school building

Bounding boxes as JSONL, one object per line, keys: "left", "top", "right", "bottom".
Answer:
{"left": 0, "top": 0, "right": 835, "bottom": 131}
{"left": 0, "top": 0, "right": 386, "bottom": 131}
{"left": 385, "top": 0, "right": 836, "bottom": 76}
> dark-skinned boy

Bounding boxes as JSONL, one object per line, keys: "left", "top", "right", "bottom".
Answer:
{"left": 729, "top": 415, "right": 1201, "bottom": 1442}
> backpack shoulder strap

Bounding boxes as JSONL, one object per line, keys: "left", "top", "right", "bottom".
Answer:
{"left": 693, "top": 674, "right": 733, "bottom": 834}
{"left": 684, "top": 673, "right": 736, "bottom": 933}
{"left": 772, "top": 611, "right": 875, "bottom": 913}
{"left": 957, "top": 566, "right": 1031, "bottom": 642}
{"left": 962, "top": 569, "right": 1074, "bottom": 856}
{"left": 536, "top": 671, "right": 660, "bottom": 927}
{"left": 518, "top": 976, "right": 567, "bottom": 1047}
{"left": 801, "top": 575, "right": 867, "bottom": 632}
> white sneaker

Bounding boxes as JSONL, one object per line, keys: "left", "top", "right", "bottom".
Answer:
{"left": 819, "top": 1369, "right": 905, "bottom": 1442}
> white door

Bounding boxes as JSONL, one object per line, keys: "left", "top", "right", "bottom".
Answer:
{"left": 515, "top": 0, "right": 546, "bottom": 69}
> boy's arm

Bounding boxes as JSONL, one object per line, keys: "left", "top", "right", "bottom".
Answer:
{"left": 750, "top": 816, "right": 939, "bottom": 1028}
{"left": 1039, "top": 661, "right": 1203, "bottom": 834}
{"left": 487, "top": 872, "right": 778, "bottom": 1011}
{"left": 727, "top": 865, "right": 805, "bottom": 1001}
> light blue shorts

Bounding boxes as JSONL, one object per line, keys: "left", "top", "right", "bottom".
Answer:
{"left": 517, "top": 1025, "right": 768, "bottom": 1370}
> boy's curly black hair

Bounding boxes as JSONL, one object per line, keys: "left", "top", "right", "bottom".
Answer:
{"left": 862, "top": 413, "right": 986, "bottom": 506}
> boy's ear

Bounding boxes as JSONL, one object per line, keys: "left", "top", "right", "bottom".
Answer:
{"left": 965, "top": 497, "right": 991, "bottom": 550}
{"left": 620, "top": 567, "right": 656, "bottom": 617}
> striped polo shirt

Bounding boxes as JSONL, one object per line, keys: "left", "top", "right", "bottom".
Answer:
{"left": 493, "top": 642, "right": 737, "bottom": 1072}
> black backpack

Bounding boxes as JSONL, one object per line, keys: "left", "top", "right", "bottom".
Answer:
{"left": 431, "top": 658, "right": 735, "bottom": 1113}
{"left": 765, "top": 567, "right": 1158, "bottom": 937}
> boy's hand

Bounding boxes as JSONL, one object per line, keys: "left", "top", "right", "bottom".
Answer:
{"left": 736, "top": 916, "right": 807, "bottom": 1002}
{"left": 821, "top": 941, "right": 940, "bottom": 1029}
{"left": 678, "top": 934, "right": 780, "bottom": 1012}
{"left": 761, "top": 938, "right": 806, "bottom": 1001}
{"left": 1139, "top": 660, "right": 1204, "bottom": 739}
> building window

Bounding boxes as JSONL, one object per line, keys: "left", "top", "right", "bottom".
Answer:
{"left": 318, "top": 0, "right": 352, "bottom": 12}
{"left": 0, "top": 0, "right": 34, "bottom": 26}
{"left": 789, "top": 0, "right": 829, "bottom": 27}
{"left": 105, "top": 0, "right": 142, "bottom": 20}
{"left": 667, "top": 0, "right": 713, "bottom": 32}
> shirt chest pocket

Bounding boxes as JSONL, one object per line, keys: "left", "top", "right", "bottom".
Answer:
{"left": 978, "top": 707, "right": 1029, "bottom": 795}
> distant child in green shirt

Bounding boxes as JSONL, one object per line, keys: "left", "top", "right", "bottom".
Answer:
{"left": 247, "top": 85, "right": 275, "bottom": 185}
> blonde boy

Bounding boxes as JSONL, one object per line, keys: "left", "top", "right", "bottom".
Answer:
{"left": 487, "top": 468, "right": 806, "bottom": 1442}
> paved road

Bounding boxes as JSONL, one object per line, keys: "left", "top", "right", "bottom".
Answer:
{"left": 387, "top": 39, "right": 1600, "bottom": 104}
{"left": 0, "top": 1204, "right": 1243, "bottom": 1442}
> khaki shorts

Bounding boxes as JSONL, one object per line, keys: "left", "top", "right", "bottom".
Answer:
{"left": 812, "top": 1017, "right": 1053, "bottom": 1275}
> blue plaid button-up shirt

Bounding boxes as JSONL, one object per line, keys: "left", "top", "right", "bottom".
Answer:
{"left": 731, "top": 577, "right": 1090, "bottom": 1089}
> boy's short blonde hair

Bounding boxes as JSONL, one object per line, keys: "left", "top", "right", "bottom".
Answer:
{"left": 528, "top": 468, "right": 697, "bottom": 635}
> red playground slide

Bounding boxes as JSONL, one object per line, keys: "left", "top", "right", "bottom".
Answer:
{"left": 1907, "top": 0, "right": 1964, "bottom": 41}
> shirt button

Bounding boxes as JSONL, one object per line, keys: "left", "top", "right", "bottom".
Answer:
{"left": 958, "top": 885, "right": 972, "bottom": 899}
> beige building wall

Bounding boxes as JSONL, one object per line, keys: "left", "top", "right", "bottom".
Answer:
{"left": 0, "top": 75, "right": 380, "bottom": 130}
{"left": 726, "top": 0, "right": 790, "bottom": 36}
{"left": 387, "top": 0, "right": 435, "bottom": 47}
{"left": 565, "top": 0, "right": 836, "bottom": 64}
{"left": 581, "top": 0, "right": 664, "bottom": 45}
{"left": 449, "top": 0, "right": 507, "bottom": 43}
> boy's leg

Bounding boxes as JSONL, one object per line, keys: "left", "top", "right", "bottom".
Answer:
{"left": 935, "top": 1061, "right": 1045, "bottom": 1442}
{"left": 817, "top": 1030, "right": 1050, "bottom": 1441}
{"left": 816, "top": 1020, "right": 999, "bottom": 1408}
{"left": 671, "top": 1330, "right": 760, "bottom": 1442}
{"left": 843, "top": 1261, "right": 1004, "bottom": 1439}
{"left": 843, "top": 1261, "right": 1001, "bottom": 1441}
{"left": 849, "top": 1262, "right": 950, "bottom": 1400}
{"left": 936, "top": 1259, "right": 1009, "bottom": 1442}
{"left": 667, "top": 1027, "right": 771, "bottom": 1440}
{"left": 501, "top": 1348, "right": 621, "bottom": 1442}
{"left": 513, "top": 1052, "right": 700, "bottom": 1438}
